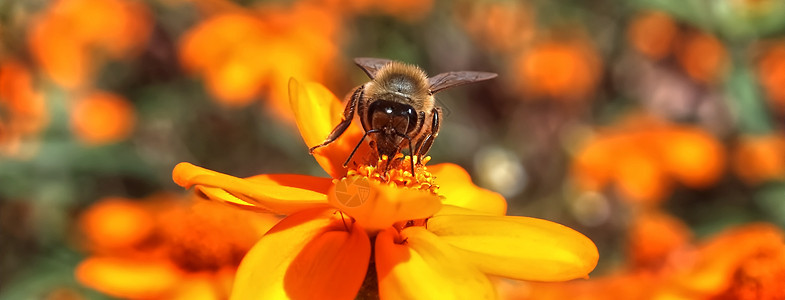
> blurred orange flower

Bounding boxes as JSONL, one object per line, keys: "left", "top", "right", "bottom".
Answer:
{"left": 28, "top": 0, "right": 151, "bottom": 90}
{"left": 515, "top": 38, "right": 602, "bottom": 101}
{"left": 627, "top": 211, "right": 692, "bottom": 270}
{"left": 179, "top": 3, "right": 341, "bottom": 117}
{"left": 732, "top": 134, "right": 785, "bottom": 185}
{"left": 172, "top": 79, "right": 598, "bottom": 298}
{"left": 504, "top": 219, "right": 785, "bottom": 300}
{"left": 70, "top": 91, "right": 136, "bottom": 145}
{"left": 677, "top": 31, "right": 728, "bottom": 84}
{"left": 757, "top": 41, "right": 785, "bottom": 114}
{"left": 457, "top": 1, "right": 535, "bottom": 53}
{"left": 627, "top": 11, "right": 678, "bottom": 60}
{"left": 571, "top": 116, "right": 726, "bottom": 204}
{"left": 75, "top": 194, "right": 278, "bottom": 299}
{"left": 662, "top": 223, "right": 785, "bottom": 299}
{"left": 0, "top": 59, "right": 47, "bottom": 157}
{"left": 501, "top": 211, "right": 691, "bottom": 300}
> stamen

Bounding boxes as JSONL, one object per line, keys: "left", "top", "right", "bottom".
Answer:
{"left": 346, "top": 154, "right": 439, "bottom": 195}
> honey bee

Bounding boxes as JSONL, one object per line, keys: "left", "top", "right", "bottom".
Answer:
{"left": 309, "top": 57, "right": 497, "bottom": 173}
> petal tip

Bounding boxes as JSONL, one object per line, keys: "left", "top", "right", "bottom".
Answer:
{"left": 172, "top": 162, "right": 196, "bottom": 188}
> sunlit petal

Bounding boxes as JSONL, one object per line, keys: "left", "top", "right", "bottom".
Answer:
{"left": 430, "top": 163, "right": 507, "bottom": 215}
{"left": 173, "top": 162, "right": 329, "bottom": 214}
{"left": 289, "top": 78, "right": 371, "bottom": 178}
{"left": 376, "top": 227, "right": 496, "bottom": 300}
{"left": 435, "top": 204, "right": 500, "bottom": 217}
{"left": 232, "top": 208, "right": 370, "bottom": 300}
{"left": 76, "top": 257, "right": 183, "bottom": 299}
{"left": 246, "top": 173, "right": 333, "bottom": 194}
{"left": 427, "top": 215, "right": 598, "bottom": 281}
{"left": 328, "top": 175, "right": 442, "bottom": 232}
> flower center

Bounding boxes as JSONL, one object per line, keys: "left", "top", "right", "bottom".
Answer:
{"left": 347, "top": 153, "right": 439, "bottom": 194}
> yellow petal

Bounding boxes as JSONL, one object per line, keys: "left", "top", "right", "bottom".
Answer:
{"left": 169, "top": 275, "right": 223, "bottom": 300}
{"left": 173, "top": 162, "right": 329, "bottom": 214}
{"left": 430, "top": 163, "right": 507, "bottom": 215}
{"left": 289, "top": 78, "right": 371, "bottom": 178}
{"left": 246, "top": 173, "right": 333, "bottom": 194}
{"left": 427, "top": 215, "right": 599, "bottom": 281}
{"left": 232, "top": 208, "right": 370, "bottom": 300}
{"left": 375, "top": 227, "right": 496, "bottom": 300}
{"left": 435, "top": 205, "right": 500, "bottom": 217}
{"left": 327, "top": 175, "right": 442, "bottom": 232}
{"left": 75, "top": 257, "right": 183, "bottom": 299}
{"left": 193, "top": 185, "right": 263, "bottom": 211}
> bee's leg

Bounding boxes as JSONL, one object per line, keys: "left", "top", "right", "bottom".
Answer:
{"left": 382, "top": 137, "right": 406, "bottom": 176}
{"left": 395, "top": 133, "right": 416, "bottom": 174}
{"left": 415, "top": 107, "right": 441, "bottom": 160}
{"left": 343, "top": 129, "right": 380, "bottom": 167}
{"left": 407, "top": 136, "right": 415, "bottom": 174}
{"left": 309, "top": 86, "right": 364, "bottom": 154}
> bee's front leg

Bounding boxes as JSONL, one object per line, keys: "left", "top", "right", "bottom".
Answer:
{"left": 309, "top": 86, "right": 364, "bottom": 154}
{"left": 414, "top": 107, "right": 441, "bottom": 159}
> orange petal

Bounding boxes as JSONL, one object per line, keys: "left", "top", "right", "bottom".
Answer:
{"left": 375, "top": 227, "right": 496, "bottom": 299}
{"left": 173, "top": 162, "right": 329, "bottom": 214}
{"left": 429, "top": 163, "right": 507, "bottom": 215}
{"left": 232, "top": 208, "right": 370, "bottom": 300}
{"left": 75, "top": 257, "right": 183, "bottom": 299}
{"left": 427, "top": 215, "right": 599, "bottom": 281}
{"left": 289, "top": 78, "right": 371, "bottom": 178}
{"left": 327, "top": 175, "right": 442, "bottom": 232}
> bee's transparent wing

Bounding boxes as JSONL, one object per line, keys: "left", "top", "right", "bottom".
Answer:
{"left": 354, "top": 57, "right": 395, "bottom": 79}
{"left": 428, "top": 71, "right": 497, "bottom": 94}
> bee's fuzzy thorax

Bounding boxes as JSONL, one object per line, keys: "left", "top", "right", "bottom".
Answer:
{"left": 370, "top": 62, "right": 430, "bottom": 97}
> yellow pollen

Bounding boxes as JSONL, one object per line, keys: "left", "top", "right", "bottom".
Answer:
{"left": 346, "top": 154, "right": 438, "bottom": 194}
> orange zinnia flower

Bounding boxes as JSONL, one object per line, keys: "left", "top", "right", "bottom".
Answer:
{"left": 179, "top": 3, "right": 341, "bottom": 117}
{"left": 732, "top": 134, "right": 785, "bottom": 185}
{"left": 571, "top": 115, "right": 726, "bottom": 205}
{"left": 676, "top": 31, "right": 728, "bottom": 84}
{"left": 515, "top": 38, "right": 602, "bottom": 102}
{"left": 70, "top": 91, "right": 136, "bottom": 145}
{"left": 757, "top": 41, "right": 785, "bottom": 115}
{"left": 28, "top": 0, "right": 151, "bottom": 89}
{"left": 659, "top": 223, "right": 785, "bottom": 299}
{"left": 75, "top": 194, "right": 278, "bottom": 299}
{"left": 627, "top": 11, "right": 678, "bottom": 60}
{"left": 502, "top": 217, "right": 785, "bottom": 300}
{"left": 0, "top": 59, "right": 47, "bottom": 157}
{"left": 456, "top": 1, "right": 535, "bottom": 53}
{"left": 172, "top": 78, "right": 599, "bottom": 298}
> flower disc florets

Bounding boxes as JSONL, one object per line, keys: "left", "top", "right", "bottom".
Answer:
{"left": 347, "top": 153, "right": 439, "bottom": 195}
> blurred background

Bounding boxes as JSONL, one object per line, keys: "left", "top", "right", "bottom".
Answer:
{"left": 1, "top": 0, "right": 785, "bottom": 298}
